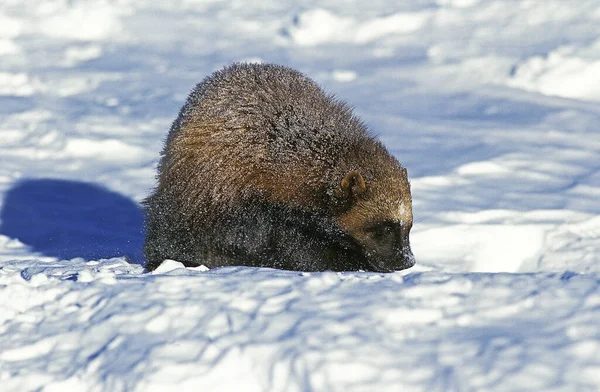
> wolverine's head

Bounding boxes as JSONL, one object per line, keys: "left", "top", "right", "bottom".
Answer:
{"left": 333, "top": 165, "right": 415, "bottom": 272}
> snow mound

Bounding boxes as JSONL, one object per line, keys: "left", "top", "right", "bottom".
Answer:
{"left": 1, "top": 0, "right": 126, "bottom": 41}
{"left": 412, "top": 224, "right": 548, "bottom": 273}
{"left": 1, "top": 259, "right": 599, "bottom": 391}
{"left": 509, "top": 41, "right": 600, "bottom": 101}
{"left": 285, "top": 8, "right": 430, "bottom": 46}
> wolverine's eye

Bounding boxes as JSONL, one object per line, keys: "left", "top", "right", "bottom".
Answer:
{"left": 366, "top": 223, "right": 395, "bottom": 242}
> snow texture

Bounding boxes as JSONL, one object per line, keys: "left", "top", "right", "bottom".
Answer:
{"left": 0, "top": 0, "right": 599, "bottom": 391}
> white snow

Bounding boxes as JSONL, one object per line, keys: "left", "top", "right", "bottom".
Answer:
{"left": 509, "top": 45, "right": 600, "bottom": 101}
{"left": 287, "top": 9, "right": 431, "bottom": 46}
{"left": 0, "top": 0, "right": 599, "bottom": 391}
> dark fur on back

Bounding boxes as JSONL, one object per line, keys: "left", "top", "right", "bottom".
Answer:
{"left": 144, "top": 63, "right": 414, "bottom": 272}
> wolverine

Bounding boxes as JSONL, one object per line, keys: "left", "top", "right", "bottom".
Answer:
{"left": 144, "top": 63, "right": 415, "bottom": 272}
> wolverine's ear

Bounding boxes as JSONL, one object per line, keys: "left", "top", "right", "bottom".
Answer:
{"left": 338, "top": 170, "right": 367, "bottom": 199}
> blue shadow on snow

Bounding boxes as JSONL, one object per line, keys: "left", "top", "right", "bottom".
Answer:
{"left": 0, "top": 179, "right": 145, "bottom": 264}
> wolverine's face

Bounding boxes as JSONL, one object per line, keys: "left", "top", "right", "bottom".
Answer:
{"left": 350, "top": 217, "right": 414, "bottom": 272}
{"left": 335, "top": 168, "right": 415, "bottom": 272}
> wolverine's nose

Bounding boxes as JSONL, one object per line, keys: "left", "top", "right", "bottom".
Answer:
{"left": 402, "top": 247, "right": 415, "bottom": 268}
{"left": 394, "top": 246, "right": 415, "bottom": 270}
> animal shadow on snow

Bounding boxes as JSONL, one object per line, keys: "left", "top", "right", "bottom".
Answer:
{"left": 0, "top": 179, "right": 145, "bottom": 264}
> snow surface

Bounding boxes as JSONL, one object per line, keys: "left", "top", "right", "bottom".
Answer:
{"left": 0, "top": 0, "right": 599, "bottom": 391}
